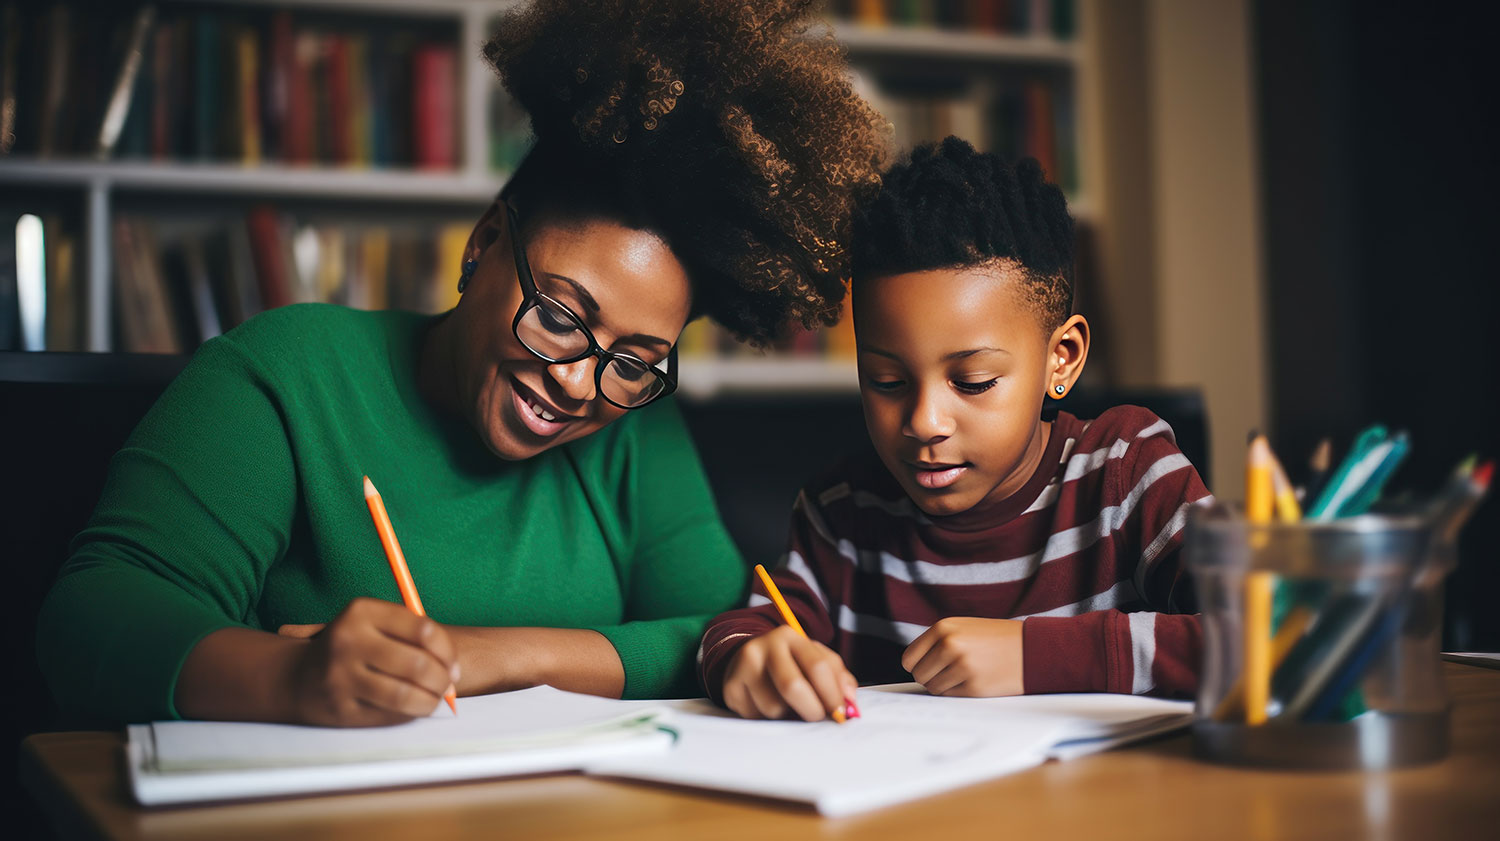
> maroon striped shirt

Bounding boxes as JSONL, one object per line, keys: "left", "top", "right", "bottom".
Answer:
{"left": 699, "top": 406, "right": 1213, "bottom": 702}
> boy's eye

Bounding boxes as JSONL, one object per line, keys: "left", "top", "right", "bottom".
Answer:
{"left": 953, "top": 378, "right": 998, "bottom": 395}
{"left": 865, "top": 378, "right": 906, "bottom": 393}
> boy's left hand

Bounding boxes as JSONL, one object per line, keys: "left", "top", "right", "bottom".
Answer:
{"left": 902, "top": 617, "right": 1024, "bottom": 697}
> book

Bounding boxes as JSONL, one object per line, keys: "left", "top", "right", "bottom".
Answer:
{"left": 126, "top": 685, "right": 673, "bottom": 806}
{"left": 324, "top": 34, "right": 352, "bottom": 164}
{"left": 44, "top": 219, "right": 79, "bottom": 351}
{"left": 112, "top": 218, "right": 180, "bottom": 354}
{"left": 202, "top": 224, "right": 262, "bottom": 329}
{"left": 0, "top": 3, "right": 17, "bottom": 154}
{"left": 96, "top": 5, "right": 155, "bottom": 157}
{"left": 192, "top": 13, "right": 221, "bottom": 160}
{"left": 0, "top": 215, "right": 16, "bottom": 349}
{"left": 591, "top": 686, "right": 1193, "bottom": 817}
{"left": 14, "top": 213, "right": 44, "bottom": 351}
{"left": 411, "top": 43, "right": 456, "bottom": 169}
{"left": 245, "top": 206, "right": 292, "bottom": 310}
{"left": 173, "top": 236, "right": 223, "bottom": 343}
{"left": 264, "top": 10, "right": 292, "bottom": 161}
{"left": 234, "top": 25, "right": 262, "bottom": 164}
{"left": 37, "top": 4, "right": 71, "bottom": 157}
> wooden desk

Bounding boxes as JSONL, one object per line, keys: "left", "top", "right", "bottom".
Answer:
{"left": 21, "top": 663, "right": 1500, "bottom": 841}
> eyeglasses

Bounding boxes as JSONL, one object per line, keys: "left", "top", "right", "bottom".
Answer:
{"left": 505, "top": 204, "right": 678, "bottom": 410}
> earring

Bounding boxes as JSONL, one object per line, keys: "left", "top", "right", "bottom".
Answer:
{"left": 457, "top": 259, "right": 478, "bottom": 293}
{"left": 1053, "top": 384, "right": 1066, "bottom": 396}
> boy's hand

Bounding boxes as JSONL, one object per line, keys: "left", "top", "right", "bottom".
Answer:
{"left": 902, "top": 617, "right": 1024, "bottom": 697}
{"left": 722, "top": 625, "right": 858, "bottom": 721}
{"left": 285, "top": 597, "right": 460, "bottom": 727}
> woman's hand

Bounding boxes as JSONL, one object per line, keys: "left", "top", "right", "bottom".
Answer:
{"left": 902, "top": 617, "right": 1024, "bottom": 697}
{"left": 721, "top": 625, "right": 857, "bottom": 721}
{"left": 284, "top": 597, "right": 459, "bottom": 726}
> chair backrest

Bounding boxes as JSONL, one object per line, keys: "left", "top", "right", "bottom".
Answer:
{"left": 2, "top": 352, "right": 188, "bottom": 779}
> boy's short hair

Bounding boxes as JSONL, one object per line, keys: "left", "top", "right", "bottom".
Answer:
{"left": 851, "top": 136, "right": 1075, "bottom": 329}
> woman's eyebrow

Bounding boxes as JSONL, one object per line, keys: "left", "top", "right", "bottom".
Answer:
{"left": 541, "top": 272, "right": 672, "bottom": 350}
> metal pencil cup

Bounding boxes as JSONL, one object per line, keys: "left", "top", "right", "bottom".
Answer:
{"left": 1185, "top": 504, "right": 1454, "bottom": 769}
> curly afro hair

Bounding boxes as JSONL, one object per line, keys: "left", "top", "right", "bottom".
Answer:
{"left": 483, "top": 0, "right": 890, "bottom": 346}
{"left": 851, "top": 136, "right": 1075, "bottom": 329}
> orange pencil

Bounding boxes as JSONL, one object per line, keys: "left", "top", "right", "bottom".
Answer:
{"left": 753, "top": 563, "right": 857, "bottom": 723}
{"left": 364, "top": 476, "right": 458, "bottom": 715}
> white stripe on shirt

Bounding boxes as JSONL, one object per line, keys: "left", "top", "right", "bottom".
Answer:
{"left": 1129, "top": 611, "right": 1158, "bottom": 694}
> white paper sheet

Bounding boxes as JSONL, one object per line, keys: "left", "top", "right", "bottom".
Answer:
{"left": 591, "top": 685, "right": 1193, "bottom": 817}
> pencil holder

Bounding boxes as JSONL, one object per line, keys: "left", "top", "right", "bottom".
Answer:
{"left": 1185, "top": 504, "right": 1454, "bottom": 769}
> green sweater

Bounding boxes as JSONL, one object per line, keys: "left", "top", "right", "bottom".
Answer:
{"left": 37, "top": 305, "right": 746, "bottom": 723}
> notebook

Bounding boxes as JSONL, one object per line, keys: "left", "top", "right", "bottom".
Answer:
{"left": 127, "top": 683, "right": 1192, "bottom": 813}
{"left": 126, "top": 686, "right": 673, "bottom": 805}
{"left": 591, "top": 685, "right": 1193, "bottom": 817}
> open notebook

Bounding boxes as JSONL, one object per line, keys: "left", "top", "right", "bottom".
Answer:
{"left": 127, "top": 686, "right": 672, "bottom": 805}
{"left": 592, "top": 685, "right": 1192, "bottom": 817}
{"left": 127, "top": 684, "right": 1191, "bottom": 813}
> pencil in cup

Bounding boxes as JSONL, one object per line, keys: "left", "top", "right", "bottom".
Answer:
{"left": 752, "top": 564, "right": 858, "bottom": 723}
{"left": 364, "top": 476, "right": 458, "bottom": 715}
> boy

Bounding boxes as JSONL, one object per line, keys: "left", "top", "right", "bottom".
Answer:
{"left": 700, "top": 138, "right": 1212, "bottom": 721}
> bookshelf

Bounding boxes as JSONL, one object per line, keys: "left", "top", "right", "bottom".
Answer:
{"left": 0, "top": 0, "right": 1093, "bottom": 397}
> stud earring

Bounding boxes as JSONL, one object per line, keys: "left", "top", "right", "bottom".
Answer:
{"left": 457, "top": 259, "right": 478, "bottom": 293}
{"left": 1054, "top": 384, "right": 1066, "bottom": 395}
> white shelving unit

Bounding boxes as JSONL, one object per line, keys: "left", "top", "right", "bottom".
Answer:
{"left": 0, "top": 1, "right": 1092, "bottom": 398}
{"left": 678, "top": 356, "right": 859, "bottom": 399}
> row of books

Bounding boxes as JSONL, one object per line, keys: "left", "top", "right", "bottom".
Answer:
{"left": 872, "top": 76, "right": 1077, "bottom": 193}
{"left": 831, "top": 0, "right": 1077, "bottom": 38}
{"left": 0, "top": 3, "right": 464, "bottom": 169}
{"left": 109, "top": 210, "right": 468, "bottom": 354}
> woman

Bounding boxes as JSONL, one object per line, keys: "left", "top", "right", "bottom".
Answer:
{"left": 37, "top": 0, "right": 887, "bottom": 726}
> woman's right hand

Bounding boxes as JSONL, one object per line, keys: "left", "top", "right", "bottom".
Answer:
{"left": 283, "top": 597, "right": 460, "bottom": 727}
{"left": 721, "top": 625, "right": 857, "bottom": 721}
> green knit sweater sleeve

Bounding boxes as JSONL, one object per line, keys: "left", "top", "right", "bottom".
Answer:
{"left": 574, "top": 401, "right": 747, "bottom": 699}
{"left": 36, "top": 335, "right": 298, "bottom": 723}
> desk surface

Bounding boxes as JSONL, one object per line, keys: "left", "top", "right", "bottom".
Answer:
{"left": 21, "top": 663, "right": 1500, "bottom": 841}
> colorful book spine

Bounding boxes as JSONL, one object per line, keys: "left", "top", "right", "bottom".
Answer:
{"left": 411, "top": 44, "right": 457, "bottom": 169}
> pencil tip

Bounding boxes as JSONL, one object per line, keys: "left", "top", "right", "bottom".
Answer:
{"left": 363, "top": 476, "right": 376, "bottom": 497}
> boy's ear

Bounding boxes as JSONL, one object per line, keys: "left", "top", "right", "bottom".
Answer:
{"left": 1046, "top": 314, "right": 1090, "bottom": 399}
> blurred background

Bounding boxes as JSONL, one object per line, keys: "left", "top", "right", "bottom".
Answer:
{"left": 0, "top": 0, "right": 1494, "bottom": 681}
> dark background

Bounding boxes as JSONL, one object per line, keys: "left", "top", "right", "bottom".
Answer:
{"left": 1256, "top": 0, "right": 1499, "bottom": 650}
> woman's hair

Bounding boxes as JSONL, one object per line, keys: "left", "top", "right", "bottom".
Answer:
{"left": 851, "top": 136, "right": 1075, "bottom": 329}
{"left": 484, "top": 0, "right": 889, "bottom": 346}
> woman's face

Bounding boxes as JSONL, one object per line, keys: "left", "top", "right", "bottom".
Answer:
{"left": 446, "top": 209, "right": 693, "bottom": 461}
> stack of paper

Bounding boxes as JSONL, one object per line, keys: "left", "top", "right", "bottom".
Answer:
{"left": 127, "top": 686, "right": 672, "bottom": 805}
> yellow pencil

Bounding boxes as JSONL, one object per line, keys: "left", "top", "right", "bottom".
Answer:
{"left": 753, "top": 564, "right": 852, "bottom": 724}
{"left": 1244, "top": 436, "right": 1276, "bottom": 725}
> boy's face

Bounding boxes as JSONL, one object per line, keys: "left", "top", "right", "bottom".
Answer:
{"left": 854, "top": 264, "right": 1086, "bottom": 517}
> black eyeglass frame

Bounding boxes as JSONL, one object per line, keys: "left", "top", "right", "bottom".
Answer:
{"left": 504, "top": 203, "right": 679, "bottom": 410}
